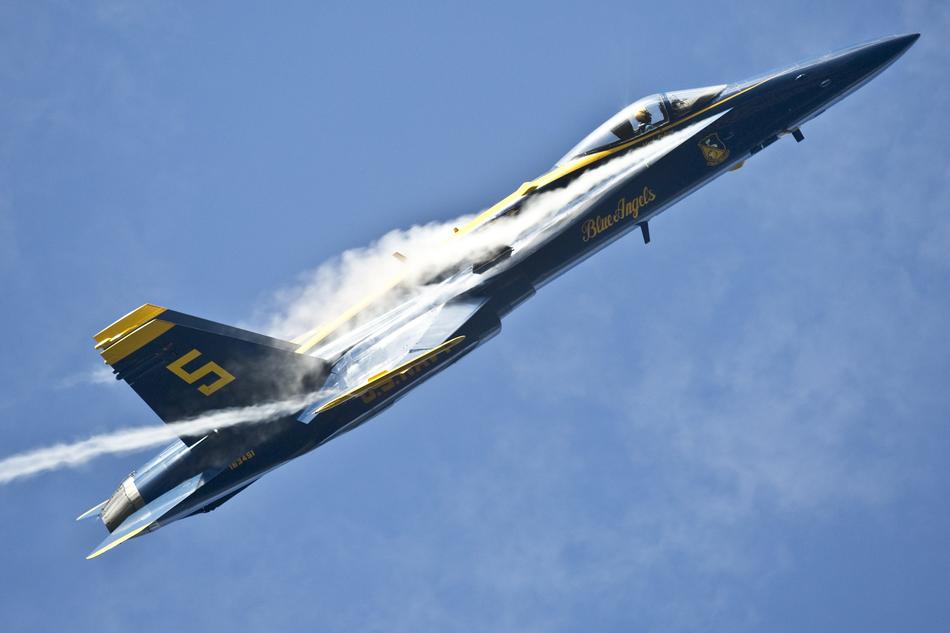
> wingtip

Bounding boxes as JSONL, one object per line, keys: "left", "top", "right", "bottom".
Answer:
{"left": 85, "top": 525, "right": 148, "bottom": 560}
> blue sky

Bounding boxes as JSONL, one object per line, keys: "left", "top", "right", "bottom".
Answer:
{"left": 1, "top": 1, "right": 949, "bottom": 631}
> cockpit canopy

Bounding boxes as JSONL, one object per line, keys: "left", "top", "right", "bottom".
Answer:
{"left": 556, "top": 85, "right": 726, "bottom": 166}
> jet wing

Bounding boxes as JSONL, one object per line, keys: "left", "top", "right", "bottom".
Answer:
{"left": 410, "top": 297, "right": 487, "bottom": 352}
{"left": 297, "top": 296, "right": 489, "bottom": 423}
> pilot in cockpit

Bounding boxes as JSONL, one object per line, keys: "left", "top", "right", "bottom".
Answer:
{"left": 634, "top": 108, "right": 653, "bottom": 133}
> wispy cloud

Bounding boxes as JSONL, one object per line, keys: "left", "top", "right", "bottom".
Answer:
{"left": 56, "top": 366, "right": 117, "bottom": 390}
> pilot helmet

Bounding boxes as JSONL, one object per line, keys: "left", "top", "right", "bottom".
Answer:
{"left": 634, "top": 109, "right": 652, "bottom": 124}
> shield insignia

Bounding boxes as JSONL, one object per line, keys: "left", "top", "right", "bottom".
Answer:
{"left": 698, "top": 133, "right": 730, "bottom": 166}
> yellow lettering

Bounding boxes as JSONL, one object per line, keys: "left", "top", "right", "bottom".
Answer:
{"left": 580, "top": 186, "right": 656, "bottom": 242}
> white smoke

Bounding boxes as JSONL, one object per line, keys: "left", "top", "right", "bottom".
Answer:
{"left": 265, "top": 111, "right": 726, "bottom": 347}
{"left": 0, "top": 111, "right": 727, "bottom": 486}
{"left": 260, "top": 218, "right": 473, "bottom": 342}
{"left": 57, "top": 366, "right": 119, "bottom": 390}
{"left": 0, "top": 394, "right": 314, "bottom": 485}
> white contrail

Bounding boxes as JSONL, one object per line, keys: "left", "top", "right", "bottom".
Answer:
{"left": 262, "top": 111, "right": 727, "bottom": 341}
{"left": 0, "top": 112, "right": 727, "bottom": 486}
{"left": 0, "top": 395, "right": 312, "bottom": 485}
{"left": 296, "top": 114, "right": 727, "bottom": 363}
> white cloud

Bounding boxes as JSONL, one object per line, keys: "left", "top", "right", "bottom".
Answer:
{"left": 57, "top": 366, "right": 117, "bottom": 390}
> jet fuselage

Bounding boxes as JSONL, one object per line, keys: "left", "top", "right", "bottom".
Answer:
{"left": 83, "top": 34, "right": 918, "bottom": 558}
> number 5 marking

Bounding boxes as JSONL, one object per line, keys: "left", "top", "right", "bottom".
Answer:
{"left": 166, "top": 349, "right": 235, "bottom": 396}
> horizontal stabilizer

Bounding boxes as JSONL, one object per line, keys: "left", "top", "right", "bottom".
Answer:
{"left": 86, "top": 473, "right": 205, "bottom": 560}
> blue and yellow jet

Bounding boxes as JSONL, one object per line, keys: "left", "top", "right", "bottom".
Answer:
{"left": 79, "top": 34, "right": 919, "bottom": 558}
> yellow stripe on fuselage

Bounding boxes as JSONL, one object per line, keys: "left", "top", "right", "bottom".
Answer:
{"left": 293, "top": 79, "right": 769, "bottom": 353}
{"left": 453, "top": 79, "right": 768, "bottom": 237}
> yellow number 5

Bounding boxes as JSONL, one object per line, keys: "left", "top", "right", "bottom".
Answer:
{"left": 166, "top": 349, "right": 235, "bottom": 396}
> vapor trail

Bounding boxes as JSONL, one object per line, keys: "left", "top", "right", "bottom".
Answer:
{"left": 263, "top": 111, "right": 726, "bottom": 341}
{"left": 0, "top": 395, "right": 312, "bottom": 485}
{"left": 0, "top": 112, "right": 727, "bottom": 486}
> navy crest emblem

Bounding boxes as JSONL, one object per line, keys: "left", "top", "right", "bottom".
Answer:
{"left": 698, "top": 133, "right": 730, "bottom": 166}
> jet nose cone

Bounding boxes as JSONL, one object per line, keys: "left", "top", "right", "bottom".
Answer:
{"left": 789, "top": 33, "right": 921, "bottom": 102}
{"left": 848, "top": 33, "right": 920, "bottom": 72}
{"left": 895, "top": 32, "right": 921, "bottom": 49}
{"left": 869, "top": 32, "right": 920, "bottom": 63}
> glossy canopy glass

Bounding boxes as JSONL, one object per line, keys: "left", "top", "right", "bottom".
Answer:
{"left": 556, "top": 85, "right": 725, "bottom": 166}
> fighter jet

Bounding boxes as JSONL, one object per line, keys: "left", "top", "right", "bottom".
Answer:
{"left": 79, "top": 34, "right": 919, "bottom": 558}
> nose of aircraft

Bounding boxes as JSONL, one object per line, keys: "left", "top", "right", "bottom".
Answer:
{"left": 794, "top": 33, "right": 919, "bottom": 96}
{"left": 738, "top": 33, "right": 921, "bottom": 132}
{"left": 834, "top": 33, "right": 919, "bottom": 75}
{"left": 877, "top": 32, "right": 920, "bottom": 58}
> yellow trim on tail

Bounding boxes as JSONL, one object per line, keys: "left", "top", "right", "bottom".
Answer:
{"left": 100, "top": 319, "right": 175, "bottom": 365}
{"left": 94, "top": 304, "right": 167, "bottom": 348}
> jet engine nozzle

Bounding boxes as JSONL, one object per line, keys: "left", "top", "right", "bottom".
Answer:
{"left": 100, "top": 475, "right": 144, "bottom": 532}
